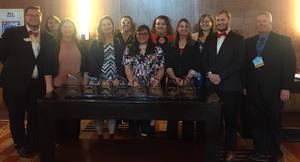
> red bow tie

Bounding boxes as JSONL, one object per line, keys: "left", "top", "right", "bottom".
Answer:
{"left": 29, "top": 31, "right": 39, "bottom": 37}
{"left": 217, "top": 32, "right": 227, "bottom": 38}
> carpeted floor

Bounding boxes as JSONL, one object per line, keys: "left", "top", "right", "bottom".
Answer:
{"left": 0, "top": 120, "right": 299, "bottom": 162}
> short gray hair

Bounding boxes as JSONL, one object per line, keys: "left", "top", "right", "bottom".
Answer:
{"left": 257, "top": 11, "right": 272, "bottom": 22}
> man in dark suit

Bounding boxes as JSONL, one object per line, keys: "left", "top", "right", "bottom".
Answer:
{"left": 244, "top": 12, "right": 296, "bottom": 162}
{"left": 202, "top": 10, "right": 245, "bottom": 162}
{"left": 0, "top": 6, "right": 55, "bottom": 157}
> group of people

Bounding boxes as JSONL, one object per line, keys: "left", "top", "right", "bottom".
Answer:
{"left": 0, "top": 5, "right": 296, "bottom": 162}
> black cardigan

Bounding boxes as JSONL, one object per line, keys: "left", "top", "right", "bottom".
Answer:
{"left": 167, "top": 43, "right": 200, "bottom": 78}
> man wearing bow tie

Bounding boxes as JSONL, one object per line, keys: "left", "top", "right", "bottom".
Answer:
{"left": 244, "top": 12, "right": 296, "bottom": 162}
{"left": 0, "top": 6, "right": 55, "bottom": 157}
{"left": 202, "top": 10, "right": 245, "bottom": 162}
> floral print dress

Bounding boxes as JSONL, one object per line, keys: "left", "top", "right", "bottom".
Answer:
{"left": 123, "top": 46, "right": 164, "bottom": 86}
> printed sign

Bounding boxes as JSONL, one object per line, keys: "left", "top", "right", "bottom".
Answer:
{"left": 0, "top": 9, "right": 24, "bottom": 37}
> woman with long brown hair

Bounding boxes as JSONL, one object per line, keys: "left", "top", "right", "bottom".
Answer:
{"left": 191, "top": 14, "right": 214, "bottom": 53}
{"left": 45, "top": 16, "right": 61, "bottom": 36}
{"left": 114, "top": 15, "right": 135, "bottom": 47}
{"left": 44, "top": 18, "right": 88, "bottom": 142}
{"left": 88, "top": 16, "right": 126, "bottom": 140}
{"left": 166, "top": 18, "right": 201, "bottom": 140}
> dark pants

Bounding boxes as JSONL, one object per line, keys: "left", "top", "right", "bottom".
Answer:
{"left": 128, "top": 120, "right": 151, "bottom": 136}
{"left": 219, "top": 91, "right": 241, "bottom": 151}
{"left": 166, "top": 82, "right": 208, "bottom": 141}
{"left": 3, "top": 79, "right": 45, "bottom": 149}
{"left": 246, "top": 86, "right": 283, "bottom": 156}
{"left": 167, "top": 120, "right": 204, "bottom": 140}
{"left": 55, "top": 119, "right": 80, "bottom": 143}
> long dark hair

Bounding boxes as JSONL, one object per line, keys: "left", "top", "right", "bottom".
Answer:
{"left": 120, "top": 15, "right": 136, "bottom": 33}
{"left": 97, "top": 16, "right": 114, "bottom": 43}
{"left": 127, "top": 25, "right": 155, "bottom": 57}
{"left": 173, "top": 18, "right": 194, "bottom": 47}
{"left": 197, "top": 14, "right": 214, "bottom": 37}
{"left": 45, "top": 15, "right": 61, "bottom": 32}
{"left": 151, "top": 15, "right": 173, "bottom": 35}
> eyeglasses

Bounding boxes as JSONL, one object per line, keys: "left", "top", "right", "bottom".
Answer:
{"left": 26, "top": 14, "right": 41, "bottom": 18}
{"left": 137, "top": 32, "right": 149, "bottom": 36}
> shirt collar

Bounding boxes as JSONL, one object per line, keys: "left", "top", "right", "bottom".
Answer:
{"left": 217, "top": 28, "right": 231, "bottom": 34}
{"left": 258, "top": 32, "right": 270, "bottom": 40}
{"left": 26, "top": 24, "right": 40, "bottom": 33}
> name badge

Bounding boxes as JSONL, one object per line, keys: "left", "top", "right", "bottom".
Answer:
{"left": 252, "top": 56, "right": 264, "bottom": 68}
{"left": 23, "top": 38, "right": 32, "bottom": 42}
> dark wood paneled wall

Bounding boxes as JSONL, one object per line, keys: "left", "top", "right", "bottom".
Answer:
{"left": 119, "top": 0, "right": 200, "bottom": 28}
{"left": 1, "top": 0, "right": 299, "bottom": 62}
{"left": 0, "top": 0, "right": 298, "bottom": 38}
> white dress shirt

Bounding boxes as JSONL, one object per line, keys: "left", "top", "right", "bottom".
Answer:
{"left": 217, "top": 28, "right": 230, "bottom": 54}
{"left": 26, "top": 25, "right": 40, "bottom": 79}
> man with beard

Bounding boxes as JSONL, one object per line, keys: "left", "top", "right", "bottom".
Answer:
{"left": 0, "top": 6, "right": 55, "bottom": 157}
{"left": 202, "top": 10, "right": 245, "bottom": 162}
{"left": 244, "top": 12, "right": 296, "bottom": 162}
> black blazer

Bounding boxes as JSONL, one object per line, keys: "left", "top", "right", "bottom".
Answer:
{"left": 0, "top": 26, "right": 56, "bottom": 93}
{"left": 114, "top": 31, "right": 134, "bottom": 47}
{"left": 245, "top": 32, "right": 296, "bottom": 102}
{"left": 202, "top": 31, "right": 245, "bottom": 92}
{"left": 88, "top": 37, "right": 125, "bottom": 78}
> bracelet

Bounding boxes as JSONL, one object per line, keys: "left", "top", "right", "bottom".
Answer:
{"left": 206, "top": 71, "right": 212, "bottom": 78}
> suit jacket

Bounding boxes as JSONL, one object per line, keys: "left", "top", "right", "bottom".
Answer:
{"left": 245, "top": 31, "right": 296, "bottom": 102}
{"left": 0, "top": 26, "right": 56, "bottom": 93}
{"left": 88, "top": 37, "right": 125, "bottom": 78}
{"left": 202, "top": 31, "right": 245, "bottom": 92}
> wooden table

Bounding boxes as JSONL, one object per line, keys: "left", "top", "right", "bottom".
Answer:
{"left": 38, "top": 87, "right": 221, "bottom": 162}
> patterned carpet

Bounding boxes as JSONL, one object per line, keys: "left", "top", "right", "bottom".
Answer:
{"left": 0, "top": 120, "right": 299, "bottom": 162}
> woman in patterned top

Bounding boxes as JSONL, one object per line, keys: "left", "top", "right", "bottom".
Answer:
{"left": 123, "top": 25, "right": 164, "bottom": 137}
{"left": 88, "top": 16, "right": 125, "bottom": 140}
{"left": 124, "top": 25, "right": 165, "bottom": 87}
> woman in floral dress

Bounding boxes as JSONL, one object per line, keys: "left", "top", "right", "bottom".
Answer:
{"left": 123, "top": 25, "right": 164, "bottom": 137}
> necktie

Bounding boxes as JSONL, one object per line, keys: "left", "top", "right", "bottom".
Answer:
{"left": 256, "top": 37, "right": 266, "bottom": 55}
{"left": 29, "top": 31, "right": 39, "bottom": 37}
{"left": 217, "top": 32, "right": 227, "bottom": 38}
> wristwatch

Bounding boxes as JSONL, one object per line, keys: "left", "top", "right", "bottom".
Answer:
{"left": 206, "top": 71, "right": 212, "bottom": 78}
